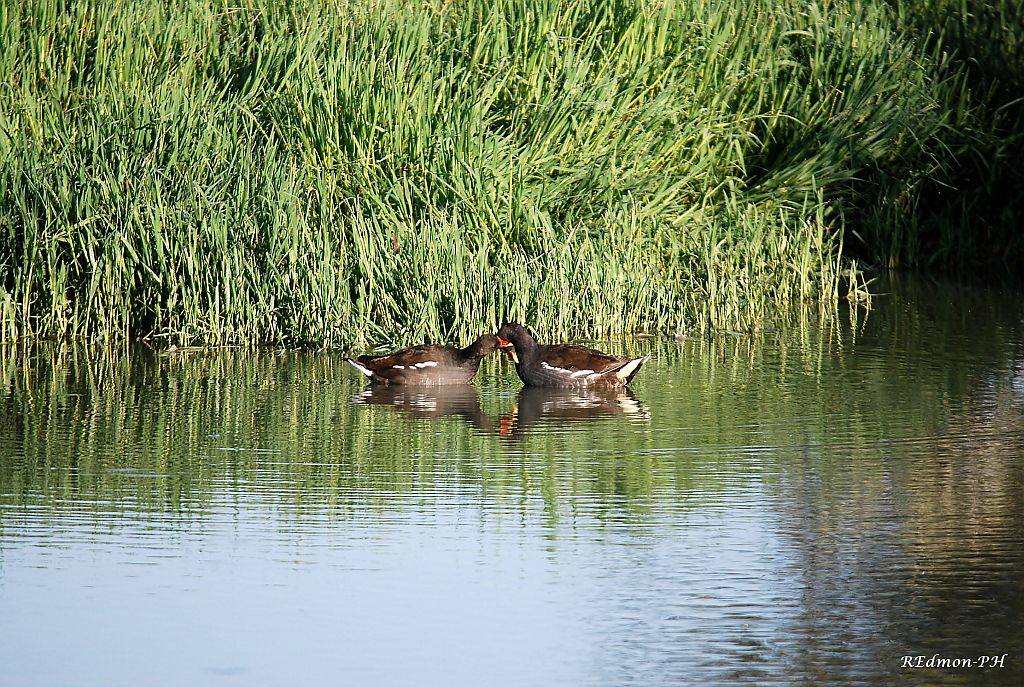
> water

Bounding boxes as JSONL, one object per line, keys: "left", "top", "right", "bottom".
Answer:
{"left": 1, "top": 277, "right": 1022, "bottom": 686}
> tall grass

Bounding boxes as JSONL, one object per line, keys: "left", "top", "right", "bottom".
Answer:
{"left": 0, "top": 0, "right": 1013, "bottom": 346}
{"left": 870, "top": 0, "right": 1024, "bottom": 269}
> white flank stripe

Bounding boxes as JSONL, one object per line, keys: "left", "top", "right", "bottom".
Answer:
{"left": 413, "top": 361, "right": 438, "bottom": 369}
{"left": 393, "top": 365, "right": 405, "bottom": 369}
{"left": 348, "top": 360, "right": 375, "bottom": 378}
{"left": 570, "top": 369, "right": 596, "bottom": 378}
{"left": 541, "top": 361, "right": 573, "bottom": 375}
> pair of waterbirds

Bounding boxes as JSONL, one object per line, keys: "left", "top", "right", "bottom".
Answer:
{"left": 347, "top": 323, "right": 648, "bottom": 389}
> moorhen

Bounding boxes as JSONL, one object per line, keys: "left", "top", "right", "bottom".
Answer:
{"left": 495, "top": 322, "right": 648, "bottom": 388}
{"left": 347, "top": 334, "right": 500, "bottom": 385}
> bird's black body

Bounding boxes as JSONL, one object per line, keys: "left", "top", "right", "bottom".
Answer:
{"left": 347, "top": 335, "right": 499, "bottom": 385}
{"left": 495, "top": 323, "right": 648, "bottom": 389}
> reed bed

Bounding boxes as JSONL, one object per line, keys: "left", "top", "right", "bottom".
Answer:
{"left": 0, "top": 0, "right": 1018, "bottom": 347}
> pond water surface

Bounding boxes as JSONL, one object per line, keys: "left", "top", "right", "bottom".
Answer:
{"left": 1, "top": 277, "right": 1022, "bottom": 686}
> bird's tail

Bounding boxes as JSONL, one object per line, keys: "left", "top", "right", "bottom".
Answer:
{"left": 612, "top": 356, "right": 649, "bottom": 384}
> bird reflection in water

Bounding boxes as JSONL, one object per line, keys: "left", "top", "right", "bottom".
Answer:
{"left": 351, "top": 385, "right": 649, "bottom": 438}
{"left": 350, "top": 384, "right": 493, "bottom": 432}
{"left": 498, "top": 386, "right": 648, "bottom": 438}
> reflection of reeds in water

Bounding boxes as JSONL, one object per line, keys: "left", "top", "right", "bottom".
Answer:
{"left": 2, "top": 284, "right": 1022, "bottom": 681}
{"left": 0, "top": 343, "right": 675, "bottom": 518}
{"left": 1, "top": 279, "right": 1021, "bottom": 527}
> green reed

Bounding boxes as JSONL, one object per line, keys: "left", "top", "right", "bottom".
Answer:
{"left": 0, "top": 0, "right": 1015, "bottom": 347}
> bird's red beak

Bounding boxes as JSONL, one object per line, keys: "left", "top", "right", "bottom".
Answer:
{"left": 496, "top": 336, "right": 518, "bottom": 363}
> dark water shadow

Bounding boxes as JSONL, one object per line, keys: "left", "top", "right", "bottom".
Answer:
{"left": 498, "top": 386, "right": 649, "bottom": 439}
{"left": 350, "top": 384, "right": 494, "bottom": 433}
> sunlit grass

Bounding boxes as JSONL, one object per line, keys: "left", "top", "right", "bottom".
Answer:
{"left": 0, "top": 0, "right": 1016, "bottom": 346}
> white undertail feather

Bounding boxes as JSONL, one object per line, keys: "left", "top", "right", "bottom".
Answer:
{"left": 614, "top": 356, "right": 649, "bottom": 381}
{"left": 347, "top": 359, "right": 375, "bottom": 378}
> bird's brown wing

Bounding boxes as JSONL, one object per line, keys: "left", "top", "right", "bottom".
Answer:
{"left": 359, "top": 345, "right": 454, "bottom": 371}
{"left": 539, "top": 345, "right": 628, "bottom": 374}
